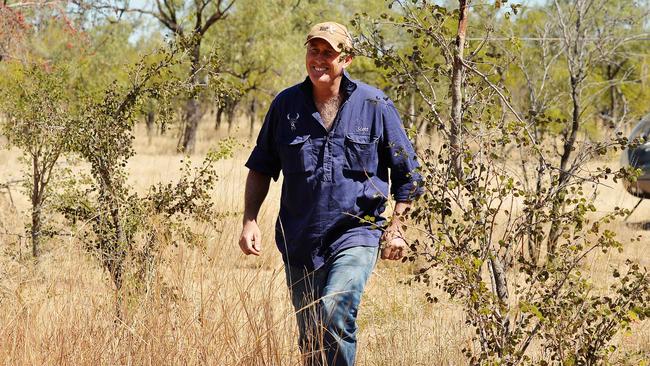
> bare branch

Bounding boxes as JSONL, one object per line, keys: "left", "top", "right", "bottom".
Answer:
{"left": 200, "top": 0, "right": 235, "bottom": 35}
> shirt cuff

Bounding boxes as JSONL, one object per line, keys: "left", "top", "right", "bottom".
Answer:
{"left": 245, "top": 149, "right": 280, "bottom": 181}
{"left": 392, "top": 174, "right": 424, "bottom": 202}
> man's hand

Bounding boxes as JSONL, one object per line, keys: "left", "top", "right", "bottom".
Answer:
{"left": 381, "top": 201, "right": 411, "bottom": 261}
{"left": 380, "top": 227, "right": 406, "bottom": 260}
{"left": 239, "top": 170, "right": 271, "bottom": 256}
{"left": 239, "top": 220, "right": 262, "bottom": 256}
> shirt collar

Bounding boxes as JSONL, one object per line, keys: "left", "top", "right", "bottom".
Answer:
{"left": 299, "top": 71, "right": 357, "bottom": 101}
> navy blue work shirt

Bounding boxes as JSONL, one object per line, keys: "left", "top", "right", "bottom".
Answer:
{"left": 245, "top": 73, "right": 422, "bottom": 270}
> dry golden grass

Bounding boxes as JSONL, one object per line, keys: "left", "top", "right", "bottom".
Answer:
{"left": 0, "top": 120, "right": 648, "bottom": 365}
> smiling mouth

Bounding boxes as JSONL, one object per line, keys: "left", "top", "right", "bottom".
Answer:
{"left": 312, "top": 66, "right": 328, "bottom": 72}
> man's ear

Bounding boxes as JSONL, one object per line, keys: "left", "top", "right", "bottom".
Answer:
{"left": 341, "top": 54, "right": 353, "bottom": 68}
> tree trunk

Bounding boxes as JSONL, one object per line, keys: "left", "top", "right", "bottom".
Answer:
{"left": 108, "top": 199, "right": 127, "bottom": 323}
{"left": 488, "top": 254, "right": 510, "bottom": 356}
{"left": 608, "top": 65, "right": 618, "bottom": 124}
{"left": 563, "top": 77, "right": 582, "bottom": 169}
{"left": 181, "top": 97, "right": 201, "bottom": 153}
{"left": 548, "top": 74, "right": 581, "bottom": 254}
{"left": 449, "top": 0, "right": 470, "bottom": 178}
{"left": 488, "top": 256, "right": 509, "bottom": 303}
{"left": 605, "top": 63, "right": 624, "bottom": 129}
{"left": 526, "top": 156, "right": 545, "bottom": 265}
{"left": 180, "top": 41, "right": 204, "bottom": 154}
{"left": 408, "top": 92, "right": 418, "bottom": 150}
{"left": 215, "top": 105, "right": 224, "bottom": 130}
{"left": 546, "top": 0, "right": 590, "bottom": 257}
{"left": 248, "top": 99, "right": 257, "bottom": 141}
{"left": 31, "top": 204, "right": 42, "bottom": 258}
{"left": 227, "top": 103, "right": 237, "bottom": 136}
{"left": 110, "top": 205, "right": 126, "bottom": 290}
{"left": 145, "top": 109, "right": 155, "bottom": 136}
{"left": 146, "top": 109, "right": 155, "bottom": 145}
{"left": 417, "top": 118, "right": 429, "bottom": 152}
{"left": 31, "top": 199, "right": 41, "bottom": 258}
{"left": 31, "top": 154, "right": 42, "bottom": 258}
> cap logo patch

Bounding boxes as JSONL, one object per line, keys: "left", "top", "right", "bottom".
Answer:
{"left": 319, "top": 25, "right": 335, "bottom": 34}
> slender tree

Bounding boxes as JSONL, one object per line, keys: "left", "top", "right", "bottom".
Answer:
{"left": 0, "top": 63, "right": 81, "bottom": 257}
{"left": 73, "top": 0, "right": 236, "bottom": 153}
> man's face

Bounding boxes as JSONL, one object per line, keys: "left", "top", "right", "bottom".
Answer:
{"left": 305, "top": 38, "right": 352, "bottom": 88}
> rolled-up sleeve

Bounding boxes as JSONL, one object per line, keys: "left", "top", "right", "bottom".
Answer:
{"left": 245, "top": 101, "right": 281, "bottom": 181}
{"left": 381, "top": 100, "right": 423, "bottom": 202}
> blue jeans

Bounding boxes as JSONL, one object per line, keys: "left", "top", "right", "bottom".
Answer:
{"left": 284, "top": 246, "right": 379, "bottom": 366}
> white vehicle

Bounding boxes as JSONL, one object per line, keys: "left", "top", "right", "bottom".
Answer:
{"left": 621, "top": 115, "right": 650, "bottom": 199}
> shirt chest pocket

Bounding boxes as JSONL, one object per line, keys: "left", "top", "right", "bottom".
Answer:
{"left": 280, "top": 134, "right": 315, "bottom": 175}
{"left": 343, "top": 133, "right": 379, "bottom": 174}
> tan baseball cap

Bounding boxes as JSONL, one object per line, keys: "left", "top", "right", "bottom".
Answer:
{"left": 305, "top": 21, "right": 352, "bottom": 53}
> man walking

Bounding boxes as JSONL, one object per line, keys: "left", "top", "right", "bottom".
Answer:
{"left": 238, "top": 21, "right": 422, "bottom": 366}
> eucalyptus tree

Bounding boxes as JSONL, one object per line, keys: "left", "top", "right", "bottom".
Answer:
{"left": 145, "top": 0, "right": 236, "bottom": 153}
{"left": 72, "top": 0, "right": 236, "bottom": 153}
{"left": 206, "top": 0, "right": 307, "bottom": 138}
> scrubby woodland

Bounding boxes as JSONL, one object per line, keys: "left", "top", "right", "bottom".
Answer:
{"left": 0, "top": 0, "right": 649, "bottom": 364}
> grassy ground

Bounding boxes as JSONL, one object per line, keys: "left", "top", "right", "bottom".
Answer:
{"left": 0, "top": 119, "right": 648, "bottom": 365}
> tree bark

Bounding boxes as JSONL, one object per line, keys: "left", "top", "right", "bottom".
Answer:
{"left": 215, "top": 105, "right": 224, "bottom": 130}
{"left": 450, "top": 0, "right": 470, "bottom": 178}
{"left": 526, "top": 155, "right": 545, "bottom": 265}
{"left": 110, "top": 204, "right": 126, "bottom": 291}
{"left": 31, "top": 204, "right": 41, "bottom": 258}
{"left": 31, "top": 153, "right": 42, "bottom": 258}
{"left": 145, "top": 109, "right": 155, "bottom": 137}
{"left": 408, "top": 92, "right": 419, "bottom": 150}
{"left": 248, "top": 98, "right": 257, "bottom": 141}
{"left": 488, "top": 254, "right": 510, "bottom": 357}
{"left": 180, "top": 41, "right": 204, "bottom": 153}
{"left": 417, "top": 118, "right": 429, "bottom": 153}
{"left": 548, "top": 74, "right": 581, "bottom": 254}
{"left": 548, "top": 0, "right": 587, "bottom": 256}
{"left": 226, "top": 102, "right": 237, "bottom": 136}
{"left": 181, "top": 98, "right": 201, "bottom": 153}
{"left": 608, "top": 65, "right": 617, "bottom": 124}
